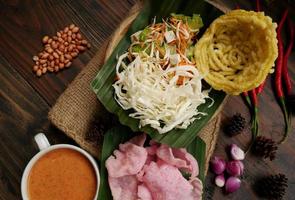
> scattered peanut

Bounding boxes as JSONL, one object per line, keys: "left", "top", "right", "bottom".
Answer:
{"left": 64, "top": 27, "right": 69, "bottom": 32}
{"left": 65, "top": 61, "right": 72, "bottom": 68}
{"left": 77, "top": 46, "right": 86, "bottom": 51}
{"left": 69, "top": 24, "right": 75, "bottom": 29}
{"left": 33, "top": 65, "right": 39, "bottom": 71}
{"left": 42, "top": 67, "right": 47, "bottom": 74}
{"left": 32, "top": 24, "right": 90, "bottom": 77}
{"left": 42, "top": 36, "right": 49, "bottom": 44}
{"left": 48, "top": 67, "right": 54, "bottom": 72}
{"left": 39, "top": 59, "right": 46, "bottom": 64}
{"left": 53, "top": 52, "right": 59, "bottom": 59}
{"left": 33, "top": 56, "right": 39, "bottom": 61}
{"left": 36, "top": 69, "right": 42, "bottom": 76}
{"left": 72, "top": 27, "right": 79, "bottom": 33}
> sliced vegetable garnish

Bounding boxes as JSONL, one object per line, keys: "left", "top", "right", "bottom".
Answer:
{"left": 113, "top": 14, "right": 212, "bottom": 134}
{"left": 91, "top": 0, "right": 225, "bottom": 148}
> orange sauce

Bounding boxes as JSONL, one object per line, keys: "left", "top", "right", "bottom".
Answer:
{"left": 28, "top": 148, "right": 97, "bottom": 200}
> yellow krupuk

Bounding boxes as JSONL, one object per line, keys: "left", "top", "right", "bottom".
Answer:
{"left": 194, "top": 9, "right": 278, "bottom": 95}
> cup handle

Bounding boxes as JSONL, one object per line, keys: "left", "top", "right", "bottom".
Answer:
{"left": 34, "top": 133, "right": 51, "bottom": 151}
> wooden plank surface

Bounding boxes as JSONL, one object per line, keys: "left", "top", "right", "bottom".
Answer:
{"left": 0, "top": 0, "right": 294, "bottom": 199}
{"left": 0, "top": 0, "right": 136, "bottom": 105}
{"left": 0, "top": 55, "right": 75, "bottom": 199}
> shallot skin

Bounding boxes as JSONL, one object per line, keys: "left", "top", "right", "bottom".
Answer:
{"left": 226, "top": 160, "right": 244, "bottom": 177}
{"left": 210, "top": 156, "right": 226, "bottom": 175}
{"left": 230, "top": 144, "right": 245, "bottom": 161}
{"left": 225, "top": 177, "right": 241, "bottom": 193}
{"left": 215, "top": 174, "right": 225, "bottom": 187}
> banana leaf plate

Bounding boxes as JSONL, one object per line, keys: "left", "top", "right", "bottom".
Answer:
{"left": 91, "top": 0, "right": 226, "bottom": 148}
{"left": 98, "top": 126, "right": 206, "bottom": 200}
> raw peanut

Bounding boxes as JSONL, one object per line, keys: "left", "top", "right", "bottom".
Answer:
{"left": 65, "top": 61, "right": 72, "bottom": 68}
{"left": 60, "top": 55, "right": 65, "bottom": 63}
{"left": 77, "top": 45, "right": 86, "bottom": 51}
{"left": 64, "top": 27, "right": 69, "bottom": 32}
{"left": 59, "top": 44, "right": 65, "bottom": 50}
{"left": 56, "top": 49, "right": 63, "bottom": 55}
{"left": 53, "top": 52, "right": 59, "bottom": 59}
{"left": 33, "top": 65, "right": 39, "bottom": 71}
{"left": 72, "top": 27, "right": 79, "bottom": 33}
{"left": 42, "top": 67, "right": 47, "bottom": 74}
{"left": 70, "top": 52, "right": 78, "bottom": 58}
{"left": 33, "top": 56, "right": 39, "bottom": 61}
{"left": 46, "top": 47, "right": 53, "bottom": 53}
{"left": 59, "top": 63, "right": 65, "bottom": 69}
{"left": 34, "top": 25, "right": 88, "bottom": 76}
{"left": 58, "top": 37, "right": 64, "bottom": 43}
{"left": 41, "top": 53, "right": 49, "bottom": 59}
{"left": 65, "top": 54, "right": 72, "bottom": 60}
{"left": 42, "top": 36, "right": 49, "bottom": 44}
{"left": 81, "top": 40, "right": 88, "bottom": 45}
{"left": 69, "top": 24, "right": 75, "bottom": 29}
{"left": 52, "top": 42, "right": 58, "bottom": 49}
{"left": 50, "top": 61, "right": 55, "bottom": 67}
{"left": 48, "top": 55, "right": 54, "bottom": 61}
{"left": 48, "top": 67, "right": 54, "bottom": 72}
{"left": 39, "top": 59, "right": 46, "bottom": 64}
{"left": 68, "top": 45, "right": 73, "bottom": 52}
{"left": 76, "top": 33, "right": 82, "bottom": 40}
{"left": 87, "top": 43, "right": 91, "bottom": 48}
{"left": 36, "top": 69, "right": 42, "bottom": 76}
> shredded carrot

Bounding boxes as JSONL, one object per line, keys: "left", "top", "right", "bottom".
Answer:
{"left": 177, "top": 76, "right": 185, "bottom": 85}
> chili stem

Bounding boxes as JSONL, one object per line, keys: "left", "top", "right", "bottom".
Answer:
{"left": 246, "top": 89, "right": 259, "bottom": 153}
{"left": 276, "top": 9, "right": 290, "bottom": 144}
{"left": 242, "top": 91, "right": 252, "bottom": 108}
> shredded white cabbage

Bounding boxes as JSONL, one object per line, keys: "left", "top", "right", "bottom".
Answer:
{"left": 113, "top": 15, "right": 213, "bottom": 134}
{"left": 113, "top": 54, "right": 212, "bottom": 134}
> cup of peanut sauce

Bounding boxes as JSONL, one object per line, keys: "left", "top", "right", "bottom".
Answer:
{"left": 21, "top": 133, "right": 100, "bottom": 200}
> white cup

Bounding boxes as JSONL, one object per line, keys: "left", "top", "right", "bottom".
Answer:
{"left": 21, "top": 133, "right": 100, "bottom": 200}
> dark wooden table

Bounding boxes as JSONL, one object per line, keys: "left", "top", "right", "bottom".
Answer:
{"left": 0, "top": 0, "right": 294, "bottom": 199}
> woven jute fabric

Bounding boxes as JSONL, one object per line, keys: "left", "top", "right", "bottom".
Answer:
{"left": 48, "top": 2, "right": 224, "bottom": 173}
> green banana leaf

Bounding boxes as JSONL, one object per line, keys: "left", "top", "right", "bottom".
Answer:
{"left": 98, "top": 126, "right": 206, "bottom": 200}
{"left": 91, "top": 0, "right": 226, "bottom": 148}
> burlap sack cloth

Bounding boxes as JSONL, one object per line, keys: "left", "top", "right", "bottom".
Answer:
{"left": 48, "top": 2, "right": 226, "bottom": 173}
